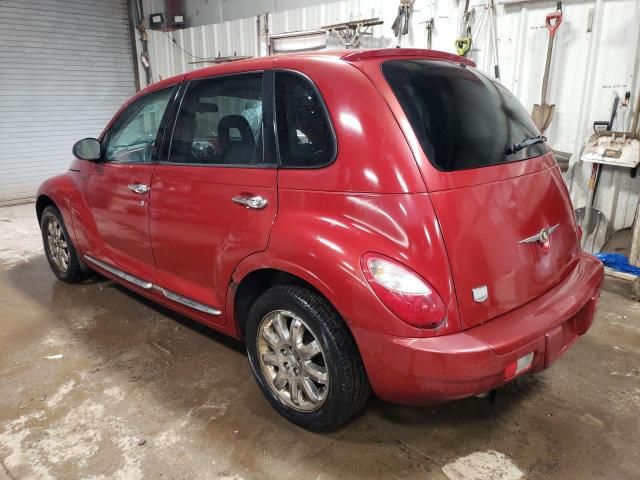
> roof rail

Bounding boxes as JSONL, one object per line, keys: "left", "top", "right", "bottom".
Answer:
{"left": 341, "top": 48, "right": 476, "bottom": 67}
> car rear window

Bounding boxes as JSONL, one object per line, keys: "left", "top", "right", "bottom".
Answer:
{"left": 382, "top": 59, "right": 548, "bottom": 172}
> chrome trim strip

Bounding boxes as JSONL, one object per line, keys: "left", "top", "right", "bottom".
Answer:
{"left": 84, "top": 255, "right": 153, "bottom": 289}
{"left": 152, "top": 285, "right": 221, "bottom": 315}
{"left": 519, "top": 223, "right": 560, "bottom": 244}
{"left": 84, "top": 255, "right": 221, "bottom": 315}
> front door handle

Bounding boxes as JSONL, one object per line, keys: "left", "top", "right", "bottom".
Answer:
{"left": 232, "top": 195, "right": 268, "bottom": 209}
{"left": 128, "top": 183, "right": 149, "bottom": 195}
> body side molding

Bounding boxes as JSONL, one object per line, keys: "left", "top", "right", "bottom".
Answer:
{"left": 83, "top": 255, "right": 221, "bottom": 315}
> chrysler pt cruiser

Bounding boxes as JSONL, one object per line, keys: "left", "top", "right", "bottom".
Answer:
{"left": 37, "top": 49, "right": 603, "bottom": 431}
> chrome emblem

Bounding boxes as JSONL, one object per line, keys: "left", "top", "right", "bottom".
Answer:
{"left": 472, "top": 285, "right": 489, "bottom": 303}
{"left": 519, "top": 224, "right": 560, "bottom": 250}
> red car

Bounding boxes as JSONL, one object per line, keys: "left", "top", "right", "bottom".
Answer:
{"left": 37, "top": 49, "right": 603, "bottom": 431}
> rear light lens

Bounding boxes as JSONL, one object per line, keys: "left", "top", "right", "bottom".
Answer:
{"left": 504, "top": 352, "right": 534, "bottom": 380}
{"left": 361, "top": 253, "right": 447, "bottom": 329}
{"left": 576, "top": 224, "right": 583, "bottom": 242}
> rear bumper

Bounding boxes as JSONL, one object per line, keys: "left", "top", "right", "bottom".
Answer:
{"left": 353, "top": 253, "right": 604, "bottom": 406}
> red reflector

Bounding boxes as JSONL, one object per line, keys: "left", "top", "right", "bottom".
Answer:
{"left": 504, "top": 361, "right": 518, "bottom": 380}
{"left": 504, "top": 352, "right": 534, "bottom": 380}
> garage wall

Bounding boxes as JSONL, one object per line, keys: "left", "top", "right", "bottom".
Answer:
{"left": 0, "top": 0, "right": 137, "bottom": 206}
{"left": 143, "top": 0, "right": 330, "bottom": 28}
{"left": 145, "top": 0, "right": 640, "bottom": 231}
{"left": 269, "top": 0, "right": 640, "bottom": 231}
{"left": 146, "top": 16, "right": 259, "bottom": 79}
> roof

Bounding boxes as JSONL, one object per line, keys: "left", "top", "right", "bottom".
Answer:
{"left": 254, "top": 47, "right": 474, "bottom": 66}
{"left": 182, "top": 47, "right": 474, "bottom": 67}
{"left": 139, "top": 48, "right": 475, "bottom": 96}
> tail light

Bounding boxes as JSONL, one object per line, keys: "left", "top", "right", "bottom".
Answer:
{"left": 576, "top": 224, "right": 583, "bottom": 242}
{"left": 361, "top": 253, "right": 447, "bottom": 329}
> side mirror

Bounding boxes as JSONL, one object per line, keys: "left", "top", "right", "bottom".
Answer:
{"left": 72, "top": 138, "right": 102, "bottom": 161}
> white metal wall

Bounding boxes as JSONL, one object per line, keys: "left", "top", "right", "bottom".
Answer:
{"left": 145, "top": 0, "right": 640, "bottom": 230}
{"left": 0, "top": 0, "right": 137, "bottom": 205}
{"left": 146, "top": 17, "right": 259, "bottom": 81}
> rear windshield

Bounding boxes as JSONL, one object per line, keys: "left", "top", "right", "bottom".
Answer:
{"left": 382, "top": 59, "right": 548, "bottom": 172}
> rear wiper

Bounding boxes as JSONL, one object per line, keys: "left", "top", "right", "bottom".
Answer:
{"left": 505, "top": 135, "right": 546, "bottom": 155}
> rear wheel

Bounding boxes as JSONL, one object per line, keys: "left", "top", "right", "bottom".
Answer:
{"left": 246, "top": 285, "right": 370, "bottom": 431}
{"left": 40, "top": 206, "right": 89, "bottom": 283}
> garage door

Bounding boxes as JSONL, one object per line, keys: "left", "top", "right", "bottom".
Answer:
{"left": 0, "top": 0, "right": 137, "bottom": 206}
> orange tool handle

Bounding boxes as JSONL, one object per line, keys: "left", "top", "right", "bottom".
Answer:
{"left": 545, "top": 10, "right": 563, "bottom": 37}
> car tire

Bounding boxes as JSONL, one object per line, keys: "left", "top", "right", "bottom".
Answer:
{"left": 40, "top": 206, "right": 89, "bottom": 283}
{"left": 246, "top": 285, "right": 370, "bottom": 431}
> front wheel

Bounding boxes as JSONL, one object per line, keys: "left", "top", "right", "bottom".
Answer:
{"left": 246, "top": 285, "right": 370, "bottom": 431}
{"left": 40, "top": 206, "right": 89, "bottom": 283}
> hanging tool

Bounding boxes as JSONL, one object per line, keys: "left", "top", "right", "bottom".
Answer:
{"left": 392, "top": 0, "right": 413, "bottom": 47}
{"left": 614, "top": 91, "right": 631, "bottom": 132}
{"left": 424, "top": 18, "right": 435, "bottom": 49}
{"left": 608, "top": 92, "right": 620, "bottom": 129}
{"left": 488, "top": 0, "right": 500, "bottom": 80}
{"left": 420, "top": 0, "right": 436, "bottom": 49}
{"left": 323, "top": 18, "right": 384, "bottom": 49}
{"left": 531, "top": 1, "right": 563, "bottom": 133}
{"left": 455, "top": 0, "right": 473, "bottom": 56}
{"left": 575, "top": 164, "right": 609, "bottom": 253}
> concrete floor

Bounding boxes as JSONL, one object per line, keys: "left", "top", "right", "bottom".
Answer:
{"left": 1, "top": 203, "right": 639, "bottom": 480}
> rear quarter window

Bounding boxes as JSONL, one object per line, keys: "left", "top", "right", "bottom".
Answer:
{"left": 275, "top": 71, "right": 336, "bottom": 168}
{"left": 382, "top": 60, "right": 548, "bottom": 172}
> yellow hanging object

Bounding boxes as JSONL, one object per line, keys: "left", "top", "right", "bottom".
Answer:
{"left": 455, "top": 36, "right": 472, "bottom": 56}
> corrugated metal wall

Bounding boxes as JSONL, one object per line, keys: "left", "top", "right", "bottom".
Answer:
{"left": 146, "top": 17, "right": 259, "bottom": 80}
{"left": 0, "top": 0, "right": 137, "bottom": 205}
{"left": 145, "top": 0, "right": 640, "bottom": 231}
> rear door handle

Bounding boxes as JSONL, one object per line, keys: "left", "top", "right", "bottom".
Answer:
{"left": 128, "top": 183, "right": 149, "bottom": 194}
{"left": 232, "top": 195, "right": 268, "bottom": 209}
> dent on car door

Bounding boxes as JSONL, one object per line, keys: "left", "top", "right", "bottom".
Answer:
{"left": 75, "top": 87, "right": 175, "bottom": 284}
{"left": 148, "top": 71, "right": 278, "bottom": 325}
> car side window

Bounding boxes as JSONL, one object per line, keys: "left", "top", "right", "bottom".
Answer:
{"left": 169, "top": 73, "right": 264, "bottom": 165}
{"left": 275, "top": 71, "right": 336, "bottom": 168}
{"left": 104, "top": 87, "right": 174, "bottom": 163}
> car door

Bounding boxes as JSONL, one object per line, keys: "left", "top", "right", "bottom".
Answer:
{"left": 148, "top": 69, "right": 277, "bottom": 324}
{"left": 79, "top": 86, "right": 175, "bottom": 283}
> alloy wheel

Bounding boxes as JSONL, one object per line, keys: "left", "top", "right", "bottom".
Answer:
{"left": 46, "top": 218, "right": 69, "bottom": 273}
{"left": 257, "top": 309, "right": 329, "bottom": 412}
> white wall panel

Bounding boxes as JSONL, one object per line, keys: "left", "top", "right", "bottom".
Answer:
{"left": 146, "top": 0, "right": 640, "bottom": 231}
{"left": 0, "top": 0, "right": 136, "bottom": 205}
{"left": 147, "top": 17, "right": 258, "bottom": 81}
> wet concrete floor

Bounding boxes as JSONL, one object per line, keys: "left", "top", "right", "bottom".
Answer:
{"left": 0, "top": 205, "right": 639, "bottom": 479}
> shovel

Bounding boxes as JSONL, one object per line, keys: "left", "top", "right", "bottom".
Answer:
{"left": 577, "top": 162, "right": 609, "bottom": 253}
{"left": 532, "top": 2, "right": 563, "bottom": 133}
